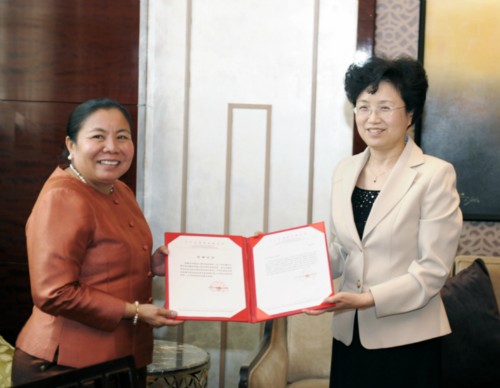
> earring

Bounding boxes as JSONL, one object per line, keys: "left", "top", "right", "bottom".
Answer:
{"left": 68, "top": 154, "right": 72, "bottom": 160}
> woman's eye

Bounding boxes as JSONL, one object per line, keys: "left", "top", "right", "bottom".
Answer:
{"left": 379, "top": 106, "right": 391, "bottom": 112}
{"left": 358, "top": 106, "right": 369, "bottom": 112}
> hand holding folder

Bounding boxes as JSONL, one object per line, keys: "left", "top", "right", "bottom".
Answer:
{"left": 164, "top": 222, "right": 335, "bottom": 322}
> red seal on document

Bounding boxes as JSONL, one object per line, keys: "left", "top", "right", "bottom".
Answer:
{"left": 209, "top": 281, "right": 229, "bottom": 292}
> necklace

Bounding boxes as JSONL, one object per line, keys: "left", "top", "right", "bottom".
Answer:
{"left": 69, "top": 163, "right": 114, "bottom": 194}
{"left": 366, "top": 165, "right": 391, "bottom": 183}
{"left": 367, "top": 151, "right": 402, "bottom": 183}
{"left": 370, "top": 169, "right": 389, "bottom": 183}
{"left": 69, "top": 163, "right": 87, "bottom": 184}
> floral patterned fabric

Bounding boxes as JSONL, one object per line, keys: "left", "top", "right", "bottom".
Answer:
{"left": 0, "top": 336, "right": 13, "bottom": 388}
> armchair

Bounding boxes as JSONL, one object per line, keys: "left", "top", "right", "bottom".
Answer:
{"left": 239, "top": 312, "right": 333, "bottom": 388}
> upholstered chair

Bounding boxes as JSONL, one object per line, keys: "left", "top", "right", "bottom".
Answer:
{"left": 239, "top": 311, "right": 333, "bottom": 388}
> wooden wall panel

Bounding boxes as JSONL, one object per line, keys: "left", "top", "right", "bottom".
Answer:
{"left": 0, "top": 0, "right": 139, "bottom": 345}
{"left": 0, "top": 264, "right": 32, "bottom": 345}
{"left": 0, "top": 0, "right": 139, "bottom": 103}
{"left": 0, "top": 101, "right": 138, "bottom": 264}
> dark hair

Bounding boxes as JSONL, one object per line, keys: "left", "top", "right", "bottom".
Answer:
{"left": 344, "top": 56, "right": 428, "bottom": 127}
{"left": 62, "top": 98, "right": 132, "bottom": 160}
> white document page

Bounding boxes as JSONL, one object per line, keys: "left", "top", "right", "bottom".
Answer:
{"left": 252, "top": 226, "right": 332, "bottom": 315}
{"left": 167, "top": 236, "right": 247, "bottom": 318}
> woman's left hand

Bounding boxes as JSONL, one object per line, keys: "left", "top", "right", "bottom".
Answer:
{"left": 151, "top": 246, "right": 168, "bottom": 276}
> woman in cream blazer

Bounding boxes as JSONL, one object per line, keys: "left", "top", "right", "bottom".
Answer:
{"left": 310, "top": 57, "right": 463, "bottom": 388}
{"left": 330, "top": 136, "right": 461, "bottom": 349}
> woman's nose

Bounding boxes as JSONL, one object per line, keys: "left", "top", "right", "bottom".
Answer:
{"left": 103, "top": 138, "right": 119, "bottom": 152}
{"left": 367, "top": 109, "right": 382, "bottom": 121}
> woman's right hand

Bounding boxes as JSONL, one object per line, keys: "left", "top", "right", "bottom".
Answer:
{"left": 126, "top": 302, "right": 184, "bottom": 327}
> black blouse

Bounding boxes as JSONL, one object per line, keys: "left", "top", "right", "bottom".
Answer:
{"left": 351, "top": 186, "right": 380, "bottom": 239}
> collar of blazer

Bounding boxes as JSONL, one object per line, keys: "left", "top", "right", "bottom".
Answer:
{"left": 344, "top": 137, "right": 426, "bottom": 244}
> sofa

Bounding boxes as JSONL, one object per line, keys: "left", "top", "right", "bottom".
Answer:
{"left": 239, "top": 255, "right": 500, "bottom": 388}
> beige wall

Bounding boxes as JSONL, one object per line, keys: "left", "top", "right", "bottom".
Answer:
{"left": 137, "top": 1, "right": 358, "bottom": 386}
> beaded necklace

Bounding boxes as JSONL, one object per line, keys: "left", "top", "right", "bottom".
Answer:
{"left": 69, "top": 163, "right": 114, "bottom": 194}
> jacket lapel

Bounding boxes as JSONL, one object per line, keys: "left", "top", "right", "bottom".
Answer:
{"left": 363, "top": 138, "right": 424, "bottom": 240}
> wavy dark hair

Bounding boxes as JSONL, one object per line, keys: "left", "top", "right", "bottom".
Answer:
{"left": 344, "top": 56, "right": 428, "bottom": 127}
{"left": 61, "top": 98, "right": 132, "bottom": 160}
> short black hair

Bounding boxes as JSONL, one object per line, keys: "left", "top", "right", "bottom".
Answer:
{"left": 344, "top": 56, "right": 428, "bottom": 127}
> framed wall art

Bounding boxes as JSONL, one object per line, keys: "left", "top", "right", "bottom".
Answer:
{"left": 417, "top": 0, "right": 500, "bottom": 221}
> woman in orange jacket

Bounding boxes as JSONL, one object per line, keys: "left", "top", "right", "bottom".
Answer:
{"left": 12, "top": 98, "right": 182, "bottom": 387}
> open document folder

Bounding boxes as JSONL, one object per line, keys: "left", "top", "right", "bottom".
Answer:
{"left": 164, "top": 222, "right": 335, "bottom": 322}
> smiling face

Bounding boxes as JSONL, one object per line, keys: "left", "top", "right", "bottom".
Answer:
{"left": 355, "top": 81, "right": 413, "bottom": 154}
{"left": 65, "top": 108, "right": 134, "bottom": 192}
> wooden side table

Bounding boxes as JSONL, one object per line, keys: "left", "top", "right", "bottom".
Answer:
{"left": 147, "top": 340, "right": 210, "bottom": 387}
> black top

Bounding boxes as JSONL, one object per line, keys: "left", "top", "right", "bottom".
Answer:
{"left": 351, "top": 186, "right": 380, "bottom": 238}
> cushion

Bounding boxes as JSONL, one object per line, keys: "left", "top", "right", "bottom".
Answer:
{"left": 440, "top": 258, "right": 500, "bottom": 387}
{"left": 0, "top": 336, "right": 14, "bottom": 388}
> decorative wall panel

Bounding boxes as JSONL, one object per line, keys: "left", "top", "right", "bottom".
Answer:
{"left": 375, "top": 0, "right": 420, "bottom": 59}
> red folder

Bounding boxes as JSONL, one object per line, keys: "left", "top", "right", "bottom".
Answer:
{"left": 164, "top": 222, "right": 335, "bottom": 322}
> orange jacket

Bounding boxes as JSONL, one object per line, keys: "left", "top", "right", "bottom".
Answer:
{"left": 16, "top": 167, "right": 154, "bottom": 368}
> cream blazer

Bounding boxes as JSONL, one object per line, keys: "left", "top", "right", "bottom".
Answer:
{"left": 329, "top": 137, "right": 463, "bottom": 349}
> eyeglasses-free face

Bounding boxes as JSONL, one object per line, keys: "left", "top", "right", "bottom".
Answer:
{"left": 65, "top": 108, "right": 135, "bottom": 194}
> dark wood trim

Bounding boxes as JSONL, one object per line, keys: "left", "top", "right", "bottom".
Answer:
{"left": 353, "top": 0, "right": 377, "bottom": 155}
{"left": 0, "top": 0, "right": 140, "bottom": 345}
{"left": 414, "top": 0, "right": 426, "bottom": 146}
